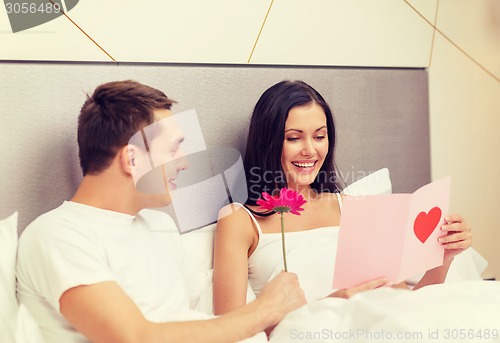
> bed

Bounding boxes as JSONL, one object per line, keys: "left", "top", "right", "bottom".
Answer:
{"left": 1, "top": 62, "right": 499, "bottom": 342}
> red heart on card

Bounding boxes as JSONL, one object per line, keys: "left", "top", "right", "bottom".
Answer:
{"left": 414, "top": 207, "right": 442, "bottom": 243}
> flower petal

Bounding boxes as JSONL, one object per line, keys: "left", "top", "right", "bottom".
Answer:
{"left": 257, "top": 188, "right": 307, "bottom": 215}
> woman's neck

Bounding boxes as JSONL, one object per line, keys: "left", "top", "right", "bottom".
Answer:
{"left": 287, "top": 184, "right": 318, "bottom": 201}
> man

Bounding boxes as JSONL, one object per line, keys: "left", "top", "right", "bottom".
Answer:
{"left": 16, "top": 80, "right": 306, "bottom": 343}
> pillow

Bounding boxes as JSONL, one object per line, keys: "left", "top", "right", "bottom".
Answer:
{"left": 0, "top": 212, "right": 44, "bottom": 342}
{"left": 342, "top": 167, "right": 392, "bottom": 196}
{"left": 0, "top": 212, "right": 19, "bottom": 321}
{"left": 180, "top": 224, "right": 257, "bottom": 313}
{"left": 0, "top": 305, "right": 44, "bottom": 343}
{"left": 179, "top": 224, "right": 217, "bottom": 309}
{"left": 444, "top": 245, "right": 488, "bottom": 282}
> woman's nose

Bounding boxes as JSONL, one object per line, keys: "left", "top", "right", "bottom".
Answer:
{"left": 300, "top": 139, "right": 315, "bottom": 156}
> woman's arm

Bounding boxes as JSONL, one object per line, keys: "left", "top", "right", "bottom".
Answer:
{"left": 414, "top": 213, "right": 472, "bottom": 290}
{"left": 327, "top": 278, "right": 390, "bottom": 298}
{"left": 213, "top": 204, "right": 257, "bottom": 315}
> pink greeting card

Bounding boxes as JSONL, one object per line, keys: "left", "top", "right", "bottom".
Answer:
{"left": 333, "top": 176, "right": 451, "bottom": 289}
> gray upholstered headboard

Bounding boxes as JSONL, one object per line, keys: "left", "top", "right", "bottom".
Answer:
{"left": 0, "top": 62, "right": 430, "bottom": 232}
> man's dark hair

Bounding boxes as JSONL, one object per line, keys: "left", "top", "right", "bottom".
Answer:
{"left": 78, "top": 80, "right": 175, "bottom": 175}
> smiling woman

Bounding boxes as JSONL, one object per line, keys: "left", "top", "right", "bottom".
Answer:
{"left": 281, "top": 103, "right": 329, "bottom": 191}
{"left": 212, "top": 80, "right": 473, "bottom": 335}
{"left": 243, "top": 80, "right": 343, "bottom": 205}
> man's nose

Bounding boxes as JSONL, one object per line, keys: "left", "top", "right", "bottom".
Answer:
{"left": 175, "top": 148, "right": 189, "bottom": 171}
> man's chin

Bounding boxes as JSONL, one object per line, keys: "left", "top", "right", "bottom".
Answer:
{"left": 141, "top": 194, "right": 172, "bottom": 209}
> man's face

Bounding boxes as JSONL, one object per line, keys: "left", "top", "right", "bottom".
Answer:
{"left": 130, "top": 109, "right": 188, "bottom": 207}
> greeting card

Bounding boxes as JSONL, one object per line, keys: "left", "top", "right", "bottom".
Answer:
{"left": 333, "top": 176, "right": 451, "bottom": 289}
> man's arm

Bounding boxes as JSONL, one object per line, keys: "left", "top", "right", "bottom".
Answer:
{"left": 61, "top": 273, "right": 305, "bottom": 343}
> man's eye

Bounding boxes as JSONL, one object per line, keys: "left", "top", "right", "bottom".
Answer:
{"left": 170, "top": 146, "right": 180, "bottom": 156}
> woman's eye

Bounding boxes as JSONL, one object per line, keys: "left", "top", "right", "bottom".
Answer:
{"left": 286, "top": 137, "right": 299, "bottom": 142}
{"left": 315, "top": 135, "right": 326, "bottom": 140}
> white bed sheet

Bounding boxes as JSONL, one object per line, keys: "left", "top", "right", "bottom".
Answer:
{"left": 270, "top": 280, "right": 500, "bottom": 342}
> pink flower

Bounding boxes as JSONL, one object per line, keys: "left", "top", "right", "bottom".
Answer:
{"left": 256, "top": 188, "right": 307, "bottom": 272}
{"left": 257, "top": 188, "right": 306, "bottom": 215}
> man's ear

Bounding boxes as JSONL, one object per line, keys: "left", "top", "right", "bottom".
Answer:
{"left": 119, "top": 145, "right": 136, "bottom": 176}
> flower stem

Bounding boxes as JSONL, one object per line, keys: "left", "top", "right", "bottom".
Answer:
{"left": 280, "top": 213, "right": 288, "bottom": 272}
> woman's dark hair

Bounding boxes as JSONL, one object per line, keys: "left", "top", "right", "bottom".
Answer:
{"left": 244, "top": 80, "right": 344, "bottom": 206}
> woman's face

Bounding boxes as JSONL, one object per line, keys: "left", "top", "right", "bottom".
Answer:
{"left": 281, "top": 102, "right": 329, "bottom": 190}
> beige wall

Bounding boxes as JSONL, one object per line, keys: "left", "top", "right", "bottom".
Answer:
{"left": 0, "top": 0, "right": 498, "bottom": 277}
{"left": 428, "top": 1, "right": 500, "bottom": 278}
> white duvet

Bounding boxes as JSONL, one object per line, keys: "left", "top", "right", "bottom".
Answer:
{"left": 270, "top": 280, "right": 500, "bottom": 343}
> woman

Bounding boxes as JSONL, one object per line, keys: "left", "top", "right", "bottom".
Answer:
{"left": 213, "top": 80, "right": 472, "bottom": 317}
